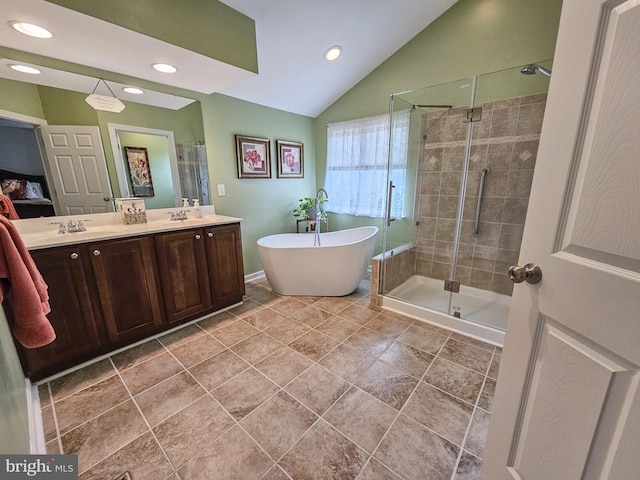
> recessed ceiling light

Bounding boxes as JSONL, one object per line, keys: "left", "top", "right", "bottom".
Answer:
{"left": 9, "top": 64, "right": 41, "bottom": 75}
{"left": 324, "top": 45, "right": 343, "bottom": 61}
{"left": 9, "top": 21, "right": 53, "bottom": 39}
{"left": 123, "top": 87, "right": 144, "bottom": 95}
{"left": 152, "top": 63, "right": 178, "bottom": 73}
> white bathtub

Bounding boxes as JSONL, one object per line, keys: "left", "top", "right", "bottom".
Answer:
{"left": 257, "top": 226, "right": 378, "bottom": 296}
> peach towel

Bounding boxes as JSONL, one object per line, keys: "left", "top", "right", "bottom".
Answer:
{"left": 0, "top": 194, "right": 20, "bottom": 220}
{"left": 0, "top": 215, "right": 55, "bottom": 348}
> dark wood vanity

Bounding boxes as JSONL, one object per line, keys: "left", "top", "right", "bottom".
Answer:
{"left": 7, "top": 219, "right": 245, "bottom": 381}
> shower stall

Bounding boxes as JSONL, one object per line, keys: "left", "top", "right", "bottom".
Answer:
{"left": 377, "top": 61, "right": 552, "bottom": 345}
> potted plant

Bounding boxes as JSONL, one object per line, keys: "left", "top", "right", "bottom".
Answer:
{"left": 293, "top": 197, "right": 328, "bottom": 221}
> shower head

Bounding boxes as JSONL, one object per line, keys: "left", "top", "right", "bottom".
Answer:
{"left": 520, "top": 63, "right": 551, "bottom": 78}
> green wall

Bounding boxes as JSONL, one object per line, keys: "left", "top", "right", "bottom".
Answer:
{"left": 117, "top": 132, "right": 175, "bottom": 209}
{"left": 0, "top": 79, "right": 45, "bottom": 120}
{"left": 314, "top": 0, "right": 563, "bottom": 237}
{"left": 201, "top": 93, "right": 316, "bottom": 274}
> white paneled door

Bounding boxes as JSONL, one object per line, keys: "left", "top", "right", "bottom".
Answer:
{"left": 483, "top": 0, "right": 640, "bottom": 479}
{"left": 38, "top": 125, "right": 114, "bottom": 215}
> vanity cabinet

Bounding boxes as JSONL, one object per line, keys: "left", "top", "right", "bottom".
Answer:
{"left": 154, "top": 228, "right": 212, "bottom": 323}
{"left": 18, "top": 246, "right": 106, "bottom": 378}
{"left": 10, "top": 222, "right": 244, "bottom": 380}
{"left": 154, "top": 223, "right": 245, "bottom": 322}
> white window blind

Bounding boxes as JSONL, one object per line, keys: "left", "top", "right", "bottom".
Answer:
{"left": 324, "top": 109, "right": 410, "bottom": 218}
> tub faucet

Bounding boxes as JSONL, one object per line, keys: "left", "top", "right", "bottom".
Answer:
{"left": 314, "top": 188, "right": 328, "bottom": 246}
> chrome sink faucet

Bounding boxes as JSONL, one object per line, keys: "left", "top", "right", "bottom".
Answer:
{"left": 50, "top": 219, "right": 88, "bottom": 234}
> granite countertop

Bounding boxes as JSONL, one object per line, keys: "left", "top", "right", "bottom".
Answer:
{"left": 13, "top": 206, "right": 242, "bottom": 250}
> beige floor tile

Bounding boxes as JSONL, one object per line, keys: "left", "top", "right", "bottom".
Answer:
{"left": 397, "top": 324, "right": 449, "bottom": 354}
{"left": 254, "top": 347, "right": 312, "bottom": 387}
{"left": 46, "top": 439, "right": 60, "bottom": 454}
{"left": 314, "top": 316, "right": 361, "bottom": 342}
{"left": 61, "top": 400, "right": 148, "bottom": 474}
{"left": 267, "top": 297, "right": 308, "bottom": 317}
{"left": 403, "top": 382, "right": 474, "bottom": 446}
{"left": 450, "top": 332, "right": 495, "bottom": 352}
{"left": 262, "top": 465, "right": 291, "bottom": 480}
{"left": 479, "top": 378, "right": 496, "bottom": 412}
{"left": 153, "top": 395, "right": 235, "bottom": 468}
{"left": 263, "top": 317, "right": 310, "bottom": 344}
{"left": 50, "top": 359, "right": 116, "bottom": 401}
{"left": 241, "top": 391, "right": 317, "bottom": 459}
{"left": 363, "top": 312, "right": 412, "bottom": 338}
{"left": 158, "top": 324, "right": 206, "bottom": 349}
{"left": 318, "top": 344, "right": 376, "bottom": 383}
{"left": 344, "top": 328, "right": 394, "bottom": 358}
{"left": 488, "top": 353, "right": 501, "bottom": 379}
{"left": 279, "top": 420, "right": 367, "bottom": 479}
{"left": 379, "top": 341, "right": 435, "bottom": 379}
{"left": 439, "top": 338, "right": 493, "bottom": 374}
{"left": 285, "top": 364, "right": 350, "bottom": 415}
{"left": 242, "top": 307, "right": 286, "bottom": 330}
{"left": 312, "top": 297, "right": 352, "bottom": 315}
{"left": 211, "top": 368, "right": 279, "bottom": 420}
{"left": 111, "top": 339, "right": 165, "bottom": 371}
{"left": 375, "top": 414, "right": 459, "bottom": 480}
{"left": 41, "top": 405, "right": 57, "bottom": 442}
{"left": 289, "top": 329, "right": 340, "bottom": 362}
{"left": 465, "top": 408, "right": 490, "bottom": 458}
{"left": 337, "top": 303, "right": 380, "bottom": 325}
{"left": 169, "top": 334, "right": 225, "bottom": 368}
{"left": 196, "top": 311, "right": 236, "bottom": 332}
{"left": 189, "top": 350, "right": 250, "bottom": 391}
{"left": 78, "top": 432, "right": 173, "bottom": 480}
{"left": 135, "top": 372, "right": 205, "bottom": 426}
{"left": 323, "top": 386, "right": 397, "bottom": 453}
{"left": 119, "top": 352, "right": 184, "bottom": 396}
{"left": 230, "top": 331, "right": 283, "bottom": 365}
{"left": 424, "top": 358, "right": 484, "bottom": 405}
{"left": 228, "top": 298, "right": 264, "bottom": 318}
{"left": 211, "top": 320, "right": 259, "bottom": 347}
{"left": 355, "top": 361, "right": 418, "bottom": 410}
{"left": 455, "top": 451, "right": 483, "bottom": 480}
{"left": 38, "top": 383, "right": 51, "bottom": 407}
{"left": 55, "top": 375, "right": 130, "bottom": 435}
{"left": 291, "top": 305, "right": 333, "bottom": 327}
{"left": 178, "top": 426, "right": 273, "bottom": 480}
{"left": 357, "top": 458, "right": 403, "bottom": 480}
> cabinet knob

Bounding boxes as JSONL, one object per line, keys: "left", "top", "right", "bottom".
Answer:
{"left": 70, "top": 252, "right": 79, "bottom": 260}
{"left": 195, "top": 234, "right": 201, "bottom": 240}
{"left": 207, "top": 232, "right": 214, "bottom": 238}
{"left": 92, "top": 249, "right": 101, "bottom": 256}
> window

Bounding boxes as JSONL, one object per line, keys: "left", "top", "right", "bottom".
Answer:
{"left": 324, "top": 110, "right": 409, "bottom": 218}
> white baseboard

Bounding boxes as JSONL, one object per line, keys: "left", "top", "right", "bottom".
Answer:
{"left": 245, "top": 270, "right": 265, "bottom": 283}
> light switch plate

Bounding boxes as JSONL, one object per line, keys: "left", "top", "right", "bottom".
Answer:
{"left": 217, "top": 184, "right": 226, "bottom": 196}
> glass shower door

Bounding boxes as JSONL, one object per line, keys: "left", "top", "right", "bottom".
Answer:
{"left": 382, "top": 78, "right": 475, "bottom": 316}
{"left": 450, "top": 62, "right": 552, "bottom": 329}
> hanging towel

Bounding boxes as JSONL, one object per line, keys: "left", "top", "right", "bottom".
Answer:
{"left": 0, "top": 194, "right": 20, "bottom": 220}
{"left": 0, "top": 215, "right": 55, "bottom": 348}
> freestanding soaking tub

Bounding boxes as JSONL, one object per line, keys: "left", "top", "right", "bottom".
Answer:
{"left": 257, "top": 226, "right": 378, "bottom": 296}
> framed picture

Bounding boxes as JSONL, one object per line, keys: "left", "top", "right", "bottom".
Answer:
{"left": 235, "top": 135, "right": 271, "bottom": 178}
{"left": 123, "top": 146, "right": 154, "bottom": 196}
{"left": 277, "top": 140, "right": 304, "bottom": 178}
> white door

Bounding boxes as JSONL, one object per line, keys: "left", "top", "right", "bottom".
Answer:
{"left": 38, "top": 125, "right": 114, "bottom": 215}
{"left": 483, "top": 0, "right": 640, "bottom": 478}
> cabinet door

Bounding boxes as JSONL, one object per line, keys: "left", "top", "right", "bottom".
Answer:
{"left": 19, "top": 246, "right": 105, "bottom": 379}
{"left": 155, "top": 228, "right": 212, "bottom": 323}
{"left": 206, "top": 223, "right": 245, "bottom": 310}
{"left": 89, "top": 236, "right": 165, "bottom": 343}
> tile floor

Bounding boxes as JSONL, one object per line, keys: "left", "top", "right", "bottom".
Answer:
{"left": 38, "top": 275, "right": 500, "bottom": 480}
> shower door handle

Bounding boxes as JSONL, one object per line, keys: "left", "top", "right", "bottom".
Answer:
{"left": 386, "top": 181, "right": 396, "bottom": 226}
{"left": 508, "top": 263, "right": 542, "bottom": 284}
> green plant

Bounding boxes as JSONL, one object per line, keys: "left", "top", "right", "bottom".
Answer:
{"left": 293, "top": 197, "right": 327, "bottom": 220}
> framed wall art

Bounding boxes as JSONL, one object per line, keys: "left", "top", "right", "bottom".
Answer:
{"left": 235, "top": 135, "right": 271, "bottom": 178}
{"left": 124, "top": 146, "right": 154, "bottom": 196}
{"left": 276, "top": 140, "right": 304, "bottom": 178}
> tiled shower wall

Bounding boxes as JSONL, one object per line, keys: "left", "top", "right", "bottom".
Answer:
{"left": 415, "top": 93, "right": 547, "bottom": 296}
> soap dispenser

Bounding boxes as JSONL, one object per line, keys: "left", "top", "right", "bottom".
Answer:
{"left": 192, "top": 199, "right": 202, "bottom": 218}
{"left": 182, "top": 198, "right": 189, "bottom": 208}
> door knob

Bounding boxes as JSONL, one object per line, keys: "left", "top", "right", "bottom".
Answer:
{"left": 103, "top": 197, "right": 110, "bottom": 202}
{"left": 508, "top": 263, "right": 542, "bottom": 284}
